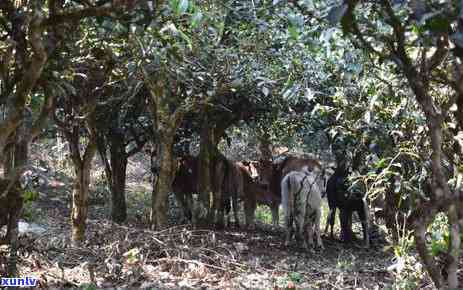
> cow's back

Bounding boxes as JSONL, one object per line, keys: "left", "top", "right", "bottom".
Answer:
{"left": 280, "top": 156, "right": 322, "bottom": 177}
{"left": 271, "top": 156, "right": 323, "bottom": 197}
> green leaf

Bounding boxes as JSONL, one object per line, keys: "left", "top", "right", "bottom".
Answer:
{"left": 288, "top": 25, "right": 299, "bottom": 40}
{"left": 170, "top": 0, "right": 179, "bottom": 12}
{"left": 424, "top": 15, "right": 450, "bottom": 34}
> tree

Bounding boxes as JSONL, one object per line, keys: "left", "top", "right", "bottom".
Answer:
{"left": 0, "top": 0, "right": 138, "bottom": 274}
{"left": 327, "top": 1, "right": 463, "bottom": 287}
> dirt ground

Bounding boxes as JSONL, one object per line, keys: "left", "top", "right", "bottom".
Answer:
{"left": 8, "top": 206, "right": 398, "bottom": 289}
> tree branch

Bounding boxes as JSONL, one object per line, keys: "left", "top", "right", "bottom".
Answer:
{"left": 0, "top": 8, "right": 48, "bottom": 153}
{"left": 29, "top": 93, "right": 55, "bottom": 141}
{"left": 42, "top": 5, "right": 121, "bottom": 27}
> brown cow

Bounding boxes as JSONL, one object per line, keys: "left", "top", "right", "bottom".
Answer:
{"left": 172, "top": 155, "right": 198, "bottom": 221}
{"left": 253, "top": 155, "right": 325, "bottom": 226}
{"left": 235, "top": 162, "right": 280, "bottom": 228}
{"left": 240, "top": 161, "right": 259, "bottom": 179}
{"left": 172, "top": 155, "right": 241, "bottom": 228}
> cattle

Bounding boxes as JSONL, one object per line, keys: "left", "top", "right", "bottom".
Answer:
{"left": 172, "top": 155, "right": 241, "bottom": 228}
{"left": 239, "top": 161, "right": 259, "bottom": 180}
{"left": 253, "top": 155, "right": 325, "bottom": 226}
{"left": 236, "top": 162, "right": 280, "bottom": 228}
{"left": 324, "top": 163, "right": 370, "bottom": 247}
{"left": 222, "top": 161, "right": 242, "bottom": 227}
{"left": 281, "top": 169, "right": 324, "bottom": 250}
{"left": 172, "top": 156, "right": 198, "bottom": 221}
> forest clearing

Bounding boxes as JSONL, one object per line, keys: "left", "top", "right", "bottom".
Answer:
{"left": 1, "top": 0, "right": 463, "bottom": 289}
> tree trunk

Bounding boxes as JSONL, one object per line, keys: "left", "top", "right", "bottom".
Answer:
{"left": 152, "top": 136, "right": 175, "bottom": 229}
{"left": 71, "top": 160, "right": 92, "bottom": 245}
{"left": 109, "top": 130, "right": 128, "bottom": 223}
{"left": 68, "top": 123, "right": 98, "bottom": 245}
{"left": 384, "top": 179, "right": 400, "bottom": 244}
{"left": 2, "top": 123, "right": 27, "bottom": 277}
{"left": 446, "top": 204, "right": 460, "bottom": 289}
{"left": 142, "top": 66, "right": 189, "bottom": 229}
{"left": 406, "top": 75, "right": 460, "bottom": 288}
{"left": 198, "top": 118, "right": 213, "bottom": 219}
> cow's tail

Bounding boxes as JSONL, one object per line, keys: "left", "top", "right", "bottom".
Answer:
{"left": 281, "top": 174, "right": 293, "bottom": 227}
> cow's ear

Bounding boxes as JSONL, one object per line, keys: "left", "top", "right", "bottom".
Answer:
{"left": 242, "top": 161, "right": 250, "bottom": 166}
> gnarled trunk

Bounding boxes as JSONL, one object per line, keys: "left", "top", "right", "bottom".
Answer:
{"left": 2, "top": 123, "right": 27, "bottom": 277}
{"left": 67, "top": 122, "right": 98, "bottom": 245}
{"left": 71, "top": 161, "right": 92, "bottom": 244}
{"left": 109, "top": 131, "right": 128, "bottom": 223}
{"left": 151, "top": 136, "right": 175, "bottom": 229}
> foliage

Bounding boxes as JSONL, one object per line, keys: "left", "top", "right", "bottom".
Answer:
{"left": 387, "top": 230, "right": 426, "bottom": 290}
{"left": 428, "top": 213, "right": 449, "bottom": 256}
{"left": 21, "top": 190, "right": 41, "bottom": 222}
{"left": 254, "top": 205, "right": 273, "bottom": 225}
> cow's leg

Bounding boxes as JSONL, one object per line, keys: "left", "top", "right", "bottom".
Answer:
{"left": 295, "top": 215, "right": 304, "bottom": 248}
{"left": 358, "top": 201, "right": 370, "bottom": 248}
{"left": 303, "top": 215, "right": 312, "bottom": 250}
{"left": 330, "top": 208, "right": 336, "bottom": 238}
{"left": 284, "top": 210, "right": 293, "bottom": 246}
{"left": 342, "top": 209, "right": 355, "bottom": 242}
{"left": 217, "top": 209, "right": 225, "bottom": 228}
{"left": 339, "top": 209, "right": 352, "bottom": 242}
{"left": 174, "top": 192, "right": 192, "bottom": 222}
{"left": 224, "top": 197, "right": 231, "bottom": 227}
{"left": 244, "top": 194, "right": 256, "bottom": 229}
{"left": 232, "top": 193, "right": 240, "bottom": 228}
{"left": 325, "top": 207, "right": 336, "bottom": 238}
{"left": 184, "top": 193, "right": 194, "bottom": 222}
{"left": 214, "top": 194, "right": 225, "bottom": 229}
{"left": 271, "top": 202, "right": 279, "bottom": 226}
{"left": 361, "top": 219, "right": 369, "bottom": 247}
{"left": 324, "top": 208, "right": 331, "bottom": 234}
{"left": 315, "top": 209, "right": 324, "bottom": 249}
{"left": 219, "top": 194, "right": 229, "bottom": 228}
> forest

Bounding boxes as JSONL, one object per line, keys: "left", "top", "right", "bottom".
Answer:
{"left": 1, "top": 0, "right": 463, "bottom": 289}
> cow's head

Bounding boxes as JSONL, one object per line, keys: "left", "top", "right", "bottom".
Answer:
{"left": 240, "top": 160, "right": 259, "bottom": 179}
{"left": 252, "top": 158, "right": 274, "bottom": 189}
{"left": 175, "top": 155, "right": 196, "bottom": 175}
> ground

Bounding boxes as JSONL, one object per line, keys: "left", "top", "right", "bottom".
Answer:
{"left": 0, "top": 142, "right": 436, "bottom": 289}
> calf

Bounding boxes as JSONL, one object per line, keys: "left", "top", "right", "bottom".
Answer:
{"left": 172, "top": 155, "right": 241, "bottom": 228}
{"left": 236, "top": 162, "right": 280, "bottom": 228}
{"left": 324, "top": 164, "right": 369, "bottom": 247}
{"left": 281, "top": 170, "right": 324, "bottom": 250}
{"left": 172, "top": 156, "right": 198, "bottom": 221}
{"left": 222, "top": 161, "right": 243, "bottom": 227}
